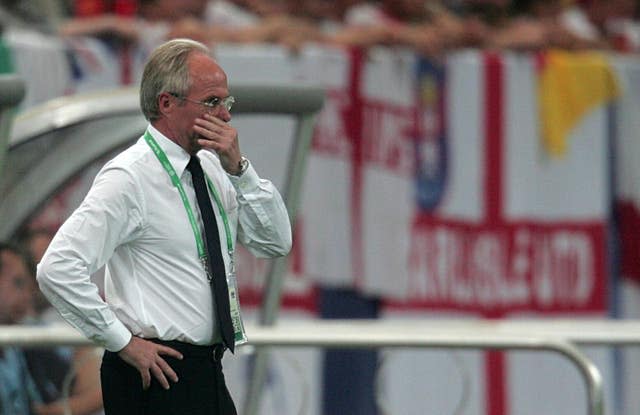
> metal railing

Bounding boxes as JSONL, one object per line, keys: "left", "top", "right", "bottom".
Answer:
{"left": 5, "top": 318, "right": 640, "bottom": 415}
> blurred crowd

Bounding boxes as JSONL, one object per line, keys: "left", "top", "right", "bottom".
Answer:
{"left": 1, "top": 0, "right": 640, "bottom": 56}
{"left": 0, "top": 232, "right": 104, "bottom": 415}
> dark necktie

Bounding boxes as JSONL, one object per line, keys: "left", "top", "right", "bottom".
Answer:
{"left": 186, "top": 156, "right": 235, "bottom": 352}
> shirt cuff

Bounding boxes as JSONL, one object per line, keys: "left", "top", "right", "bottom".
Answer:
{"left": 228, "top": 161, "right": 260, "bottom": 193}
{"left": 101, "top": 319, "right": 132, "bottom": 352}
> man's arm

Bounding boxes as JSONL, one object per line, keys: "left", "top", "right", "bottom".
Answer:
{"left": 229, "top": 160, "right": 292, "bottom": 258}
{"left": 36, "top": 166, "right": 183, "bottom": 389}
{"left": 36, "top": 167, "right": 138, "bottom": 352}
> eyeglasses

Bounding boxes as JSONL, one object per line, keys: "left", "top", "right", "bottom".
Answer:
{"left": 169, "top": 92, "right": 235, "bottom": 112}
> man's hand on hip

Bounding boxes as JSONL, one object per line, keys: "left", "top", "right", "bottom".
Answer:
{"left": 117, "top": 336, "right": 183, "bottom": 390}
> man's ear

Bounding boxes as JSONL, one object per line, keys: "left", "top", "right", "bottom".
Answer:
{"left": 157, "top": 92, "right": 174, "bottom": 115}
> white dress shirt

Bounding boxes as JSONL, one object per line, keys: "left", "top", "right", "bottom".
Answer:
{"left": 37, "top": 125, "right": 292, "bottom": 352}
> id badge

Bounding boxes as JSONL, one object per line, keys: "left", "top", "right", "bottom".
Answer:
{"left": 227, "top": 253, "right": 248, "bottom": 346}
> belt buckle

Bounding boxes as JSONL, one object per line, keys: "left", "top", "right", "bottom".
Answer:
{"left": 212, "top": 344, "right": 226, "bottom": 362}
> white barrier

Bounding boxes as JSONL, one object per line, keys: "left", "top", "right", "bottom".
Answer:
{"left": 5, "top": 319, "right": 639, "bottom": 415}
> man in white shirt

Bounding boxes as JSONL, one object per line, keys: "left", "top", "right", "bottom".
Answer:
{"left": 37, "top": 38, "right": 292, "bottom": 415}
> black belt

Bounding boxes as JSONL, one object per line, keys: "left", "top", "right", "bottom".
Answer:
{"left": 147, "top": 338, "right": 226, "bottom": 362}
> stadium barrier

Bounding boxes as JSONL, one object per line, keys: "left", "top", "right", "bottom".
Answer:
{"left": 2, "top": 319, "right": 635, "bottom": 415}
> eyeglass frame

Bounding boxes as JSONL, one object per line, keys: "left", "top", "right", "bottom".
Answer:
{"left": 168, "top": 92, "right": 235, "bottom": 112}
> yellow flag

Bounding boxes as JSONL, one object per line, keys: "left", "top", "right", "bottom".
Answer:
{"left": 538, "top": 50, "right": 620, "bottom": 157}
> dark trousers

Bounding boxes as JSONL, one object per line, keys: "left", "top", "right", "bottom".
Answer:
{"left": 100, "top": 340, "right": 237, "bottom": 415}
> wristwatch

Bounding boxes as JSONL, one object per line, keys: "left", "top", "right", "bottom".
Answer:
{"left": 235, "top": 156, "right": 249, "bottom": 176}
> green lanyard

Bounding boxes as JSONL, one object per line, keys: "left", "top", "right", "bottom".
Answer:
{"left": 143, "top": 131, "right": 234, "bottom": 267}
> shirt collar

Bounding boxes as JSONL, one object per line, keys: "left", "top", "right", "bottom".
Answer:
{"left": 145, "top": 124, "right": 191, "bottom": 177}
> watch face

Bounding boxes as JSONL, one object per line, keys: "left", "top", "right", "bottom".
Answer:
{"left": 238, "top": 158, "right": 249, "bottom": 175}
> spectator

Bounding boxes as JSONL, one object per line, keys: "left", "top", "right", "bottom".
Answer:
{"left": 328, "top": 0, "right": 466, "bottom": 57}
{"left": 296, "top": 0, "right": 362, "bottom": 24}
{"left": 58, "top": 0, "right": 210, "bottom": 45}
{"left": 57, "top": 0, "right": 635, "bottom": 58}
{"left": 170, "top": 0, "right": 328, "bottom": 51}
{"left": 484, "top": 0, "right": 564, "bottom": 50}
{"left": 0, "top": 242, "right": 42, "bottom": 415}
{"left": 73, "top": 0, "right": 137, "bottom": 17}
{"left": 559, "top": 0, "right": 638, "bottom": 51}
{"left": 205, "top": 0, "right": 261, "bottom": 28}
{"left": 453, "top": 0, "right": 585, "bottom": 51}
{"left": 0, "top": 0, "right": 69, "bottom": 32}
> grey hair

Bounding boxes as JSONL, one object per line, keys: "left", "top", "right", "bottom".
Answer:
{"left": 140, "top": 38, "right": 211, "bottom": 121}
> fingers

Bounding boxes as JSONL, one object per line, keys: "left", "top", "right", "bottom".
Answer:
{"left": 146, "top": 347, "right": 181, "bottom": 390}
{"left": 193, "top": 116, "right": 241, "bottom": 168}
{"left": 200, "top": 113, "right": 227, "bottom": 126}
{"left": 150, "top": 362, "right": 170, "bottom": 390}
{"left": 193, "top": 114, "right": 237, "bottom": 145}
{"left": 194, "top": 120, "right": 224, "bottom": 136}
{"left": 158, "top": 345, "right": 184, "bottom": 360}
{"left": 140, "top": 354, "right": 179, "bottom": 390}
{"left": 119, "top": 337, "right": 182, "bottom": 391}
{"left": 194, "top": 114, "right": 229, "bottom": 134}
{"left": 140, "top": 367, "right": 152, "bottom": 390}
{"left": 156, "top": 355, "right": 179, "bottom": 383}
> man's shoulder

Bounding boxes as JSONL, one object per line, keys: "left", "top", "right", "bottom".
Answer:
{"left": 102, "top": 139, "right": 155, "bottom": 174}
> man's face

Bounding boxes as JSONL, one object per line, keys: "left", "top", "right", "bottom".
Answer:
{"left": 168, "top": 53, "right": 232, "bottom": 155}
{"left": 0, "top": 250, "right": 33, "bottom": 324}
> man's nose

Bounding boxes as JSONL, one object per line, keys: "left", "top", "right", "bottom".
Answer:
{"left": 218, "top": 106, "right": 231, "bottom": 122}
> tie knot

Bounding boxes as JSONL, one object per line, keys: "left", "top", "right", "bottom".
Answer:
{"left": 187, "top": 156, "right": 203, "bottom": 175}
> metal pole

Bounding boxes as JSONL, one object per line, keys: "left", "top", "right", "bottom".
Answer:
{"left": 245, "top": 326, "right": 605, "bottom": 415}
{"left": 0, "top": 74, "right": 25, "bottom": 184}
{"left": 243, "top": 113, "right": 319, "bottom": 415}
